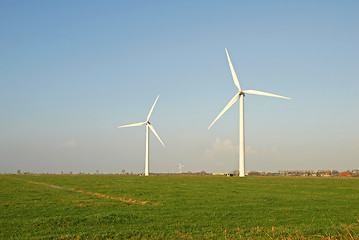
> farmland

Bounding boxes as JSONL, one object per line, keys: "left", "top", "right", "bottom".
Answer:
{"left": 1, "top": 175, "right": 358, "bottom": 239}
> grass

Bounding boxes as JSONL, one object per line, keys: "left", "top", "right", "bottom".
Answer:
{"left": 1, "top": 175, "right": 358, "bottom": 239}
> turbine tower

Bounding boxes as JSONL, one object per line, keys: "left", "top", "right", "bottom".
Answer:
{"left": 118, "top": 95, "right": 165, "bottom": 176}
{"left": 178, "top": 163, "right": 184, "bottom": 174}
{"left": 208, "top": 49, "right": 291, "bottom": 177}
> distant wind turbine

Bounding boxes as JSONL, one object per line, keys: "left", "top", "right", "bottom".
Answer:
{"left": 178, "top": 163, "right": 184, "bottom": 174}
{"left": 118, "top": 95, "right": 165, "bottom": 176}
{"left": 208, "top": 49, "right": 291, "bottom": 177}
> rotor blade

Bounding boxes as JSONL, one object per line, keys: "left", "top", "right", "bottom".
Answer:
{"left": 117, "top": 122, "right": 146, "bottom": 128}
{"left": 147, "top": 95, "right": 160, "bottom": 121}
{"left": 148, "top": 124, "right": 165, "bottom": 147}
{"left": 243, "top": 90, "right": 292, "bottom": 99}
{"left": 225, "top": 48, "right": 241, "bottom": 91}
{"left": 208, "top": 92, "right": 240, "bottom": 130}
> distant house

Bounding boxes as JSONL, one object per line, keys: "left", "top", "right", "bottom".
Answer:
{"left": 212, "top": 173, "right": 225, "bottom": 176}
{"left": 321, "top": 173, "right": 331, "bottom": 177}
{"left": 339, "top": 172, "right": 352, "bottom": 177}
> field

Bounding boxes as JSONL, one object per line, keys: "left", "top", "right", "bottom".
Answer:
{"left": 1, "top": 175, "right": 358, "bottom": 239}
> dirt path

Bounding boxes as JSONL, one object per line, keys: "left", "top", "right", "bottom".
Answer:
{"left": 9, "top": 177, "right": 160, "bottom": 206}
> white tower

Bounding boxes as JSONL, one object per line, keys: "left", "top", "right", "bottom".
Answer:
{"left": 178, "top": 163, "right": 184, "bottom": 174}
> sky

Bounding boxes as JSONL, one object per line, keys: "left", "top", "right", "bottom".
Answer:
{"left": 1, "top": 1, "right": 358, "bottom": 174}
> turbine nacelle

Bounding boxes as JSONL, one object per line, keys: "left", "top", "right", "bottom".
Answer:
{"left": 209, "top": 49, "right": 292, "bottom": 130}
{"left": 117, "top": 95, "right": 165, "bottom": 147}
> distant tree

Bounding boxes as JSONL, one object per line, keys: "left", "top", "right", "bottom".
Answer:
{"left": 17, "top": 170, "right": 21, "bottom": 174}
{"left": 248, "top": 171, "right": 259, "bottom": 176}
{"left": 96, "top": 169, "right": 99, "bottom": 174}
{"left": 121, "top": 169, "right": 126, "bottom": 175}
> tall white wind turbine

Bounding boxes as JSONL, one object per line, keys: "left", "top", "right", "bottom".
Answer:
{"left": 118, "top": 95, "right": 165, "bottom": 176}
{"left": 208, "top": 49, "right": 291, "bottom": 177}
{"left": 178, "top": 163, "right": 184, "bottom": 174}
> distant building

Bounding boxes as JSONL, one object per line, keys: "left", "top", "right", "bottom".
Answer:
{"left": 212, "top": 173, "right": 225, "bottom": 176}
{"left": 339, "top": 172, "right": 352, "bottom": 177}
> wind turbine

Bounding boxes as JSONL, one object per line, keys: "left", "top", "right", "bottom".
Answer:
{"left": 117, "top": 95, "right": 165, "bottom": 176}
{"left": 208, "top": 49, "right": 291, "bottom": 177}
{"left": 178, "top": 163, "right": 184, "bottom": 174}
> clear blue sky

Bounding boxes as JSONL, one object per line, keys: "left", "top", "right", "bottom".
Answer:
{"left": 1, "top": 1, "right": 358, "bottom": 174}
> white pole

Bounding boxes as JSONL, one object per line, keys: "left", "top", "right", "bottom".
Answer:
{"left": 145, "top": 124, "right": 149, "bottom": 176}
{"left": 239, "top": 93, "right": 245, "bottom": 177}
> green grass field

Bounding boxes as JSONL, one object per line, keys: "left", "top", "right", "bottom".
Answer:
{"left": 1, "top": 175, "right": 358, "bottom": 239}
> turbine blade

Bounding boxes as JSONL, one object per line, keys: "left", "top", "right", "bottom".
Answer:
{"left": 243, "top": 90, "right": 292, "bottom": 99}
{"left": 225, "top": 48, "right": 241, "bottom": 91}
{"left": 208, "top": 93, "right": 240, "bottom": 130}
{"left": 148, "top": 124, "right": 165, "bottom": 147}
{"left": 147, "top": 95, "right": 160, "bottom": 121}
{"left": 117, "top": 122, "right": 146, "bottom": 128}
